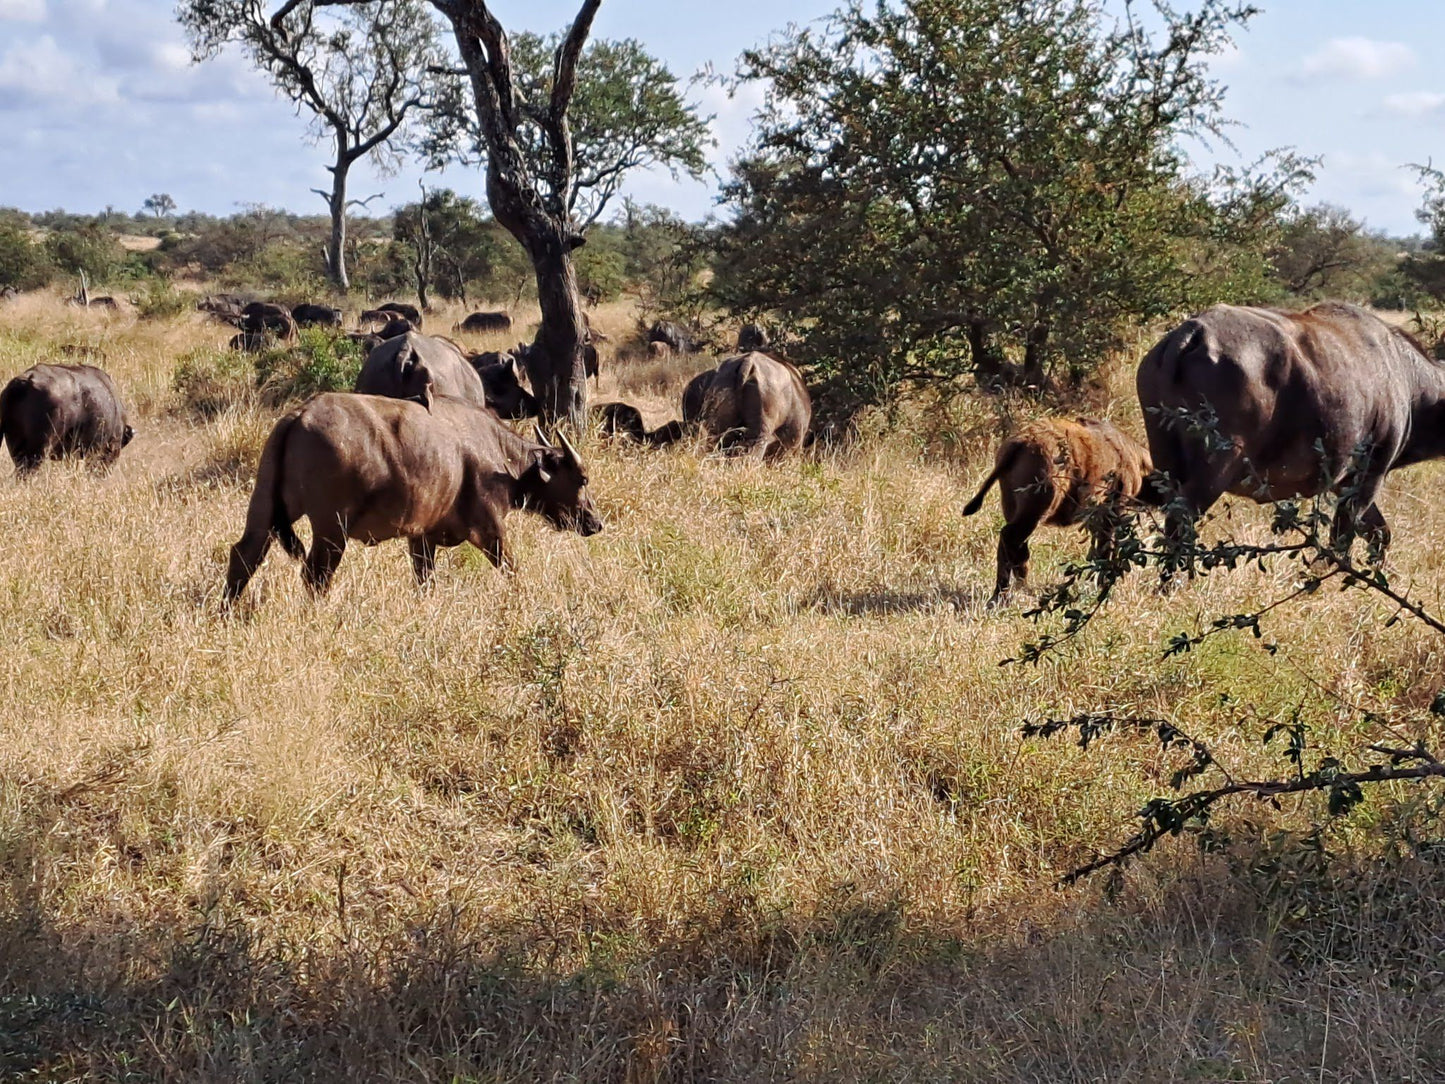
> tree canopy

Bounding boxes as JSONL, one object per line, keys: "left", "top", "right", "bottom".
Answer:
{"left": 711, "top": 0, "right": 1308, "bottom": 411}
{"left": 181, "top": 0, "right": 440, "bottom": 289}
{"left": 425, "top": 31, "right": 712, "bottom": 231}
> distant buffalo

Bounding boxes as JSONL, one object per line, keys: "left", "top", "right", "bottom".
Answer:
{"left": 469, "top": 351, "right": 539, "bottom": 420}
{"left": 361, "top": 301, "right": 422, "bottom": 329}
{"left": 737, "top": 323, "right": 770, "bottom": 352}
{"left": 455, "top": 311, "right": 513, "bottom": 334}
{"left": 1137, "top": 301, "right": 1445, "bottom": 557}
{"left": 223, "top": 396, "right": 601, "bottom": 601}
{"left": 1, "top": 286, "right": 20, "bottom": 302}
{"left": 0, "top": 363, "right": 134, "bottom": 475}
{"left": 376, "top": 317, "right": 416, "bottom": 340}
{"left": 229, "top": 331, "right": 272, "bottom": 353}
{"left": 963, "top": 417, "right": 1152, "bottom": 601}
{"left": 198, "top": 293, "right": 249, "bottom": 321}
{"left": 594, "top": 401, "right": 684, "bottom": 446}
{"left": 292, "top": 303, "right": 343, "bottom": 328}
{"left": 648, "top": 320, "right": 696, "bottom": 354}
{"left": 357, "top": 332, "right": 489, "bottom": 412}
{"left": 683, "top": 352, "right": 811, "bottom": 459}
{"left": 240, "top": 301, "right": 295, "bottom": 340}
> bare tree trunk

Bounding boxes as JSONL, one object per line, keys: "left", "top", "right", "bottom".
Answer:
{"left": 527, "top": 234, "right": 588, "bottom": 427}
{"left": 487, "top": 167, "right": 588, "bottom": 428}
{"left": 326, "top": 159, "right": 351, "bottom": 292}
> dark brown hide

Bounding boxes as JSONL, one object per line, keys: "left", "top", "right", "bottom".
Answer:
{"left": 223, "top": 394, "right": 602, "bottom": 601}
{"left": 1136, "top": 302, "right": 1445, "bottom": 555}
{"left": 456, "top": 311, "right": 513, "bottom": 334}
{"left": 0, "top": 363, "right": 134, "bottom": 475}
{"left": 292, "top": 303, "right": 343, "bottom": 328}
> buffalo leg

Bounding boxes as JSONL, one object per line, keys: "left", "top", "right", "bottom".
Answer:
{"left": 224, "top": 528, "right": 272, "bottom": 603}
{"left": 408, "top": 536, "right": 438, "bottom": 587}
{"left": 302, "top": 522, "right": 347, "bottom": 596}
{"left": 993, "top": 520, "right": 1037, "bottom": 601}
{"left": 1330, "top": 469, "right": 1389, "bottom": 562}
{"left": 470, "top": 529, "right": 510, "bottom": 572}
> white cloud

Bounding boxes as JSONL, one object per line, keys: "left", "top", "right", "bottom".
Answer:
{"left": 1298, "top": 37, "right": 1415, "bottom": 81}
{"left": 1382, "top": 91, "right": 1445, "bottom": 118}
{"left": 0, "top": 0, "right": 45, "bottom": 22}
{"left": 0, "top": 34, "right": 118, "bottom": 107}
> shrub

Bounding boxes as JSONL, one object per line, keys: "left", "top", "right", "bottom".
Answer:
{"left": 45, "top": 224, "right": 125, "bottom": 285}
{"left": 131, "top": 278, "right": 191, "bottom": 320}
{"left": 0, "top": 223, "right": 54, "bottom": 290}
{"left": 173, "top": 348, "right": 255, "bottom": 418}
{"left": 254, "top": 327, "right": 366, "bottom": 402}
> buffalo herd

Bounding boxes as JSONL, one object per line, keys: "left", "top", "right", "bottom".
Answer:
{"left": 4, "top": 299, "right": 1445, "bottom": 603}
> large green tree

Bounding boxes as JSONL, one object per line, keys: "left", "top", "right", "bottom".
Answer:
{"left": 181, "top": 0, "right": 440, "bottom": 291}
{"left": 712, "top": 0, "right": 1307, "bottom": 410}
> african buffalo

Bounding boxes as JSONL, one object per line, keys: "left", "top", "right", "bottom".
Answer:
{"left": 683, "top": 352, "right": 811, "bottom": 459}
{"left": 1137, "top": 302, "right": 1445, "bottom": 557}
{"left": 360, "top": 301, "right": 422, "bottom": 329}
{"left": 737, "top": 323, "right": 770, "bottom": 352}
{"left": 456, "top": 311, "right": 513, "bottom": 334}
{"left": 0, "top": 363, "right": 134, "bottom": 475}
{"left": 240, "top": 302, "right": 296, "bottom": 340}
{"left": 648, "top": 320, "right": 696, "bottom": 354}
{"left": 376, "top": 317, "right": 416, "bottom": 340}
{"left": 356, "top": 332, "right": 485, "bottom": 409}
{"left": 594, "top": 401, "right": 684, "bottom": 446}
{"left": 292, "top": 303, "right": 343, "bottom": 328}
{"left": 229, "top": 330, "right": 272, "bottom": 353}
{"left": 469, "top": 351, "right": 539, "bottom": 420}
{"left": 223, "top": 396, "right": 602, "bottom": 601}
{"left": 1, "top": 286, "right": 20, "bottom": 302}
{"left": 963, "top": 418, "right": 1152, "bottom": 601}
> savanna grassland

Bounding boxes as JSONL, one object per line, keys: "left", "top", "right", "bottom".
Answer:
{"left": 1, "top": 292, "right": 1444, "bottom": 1081}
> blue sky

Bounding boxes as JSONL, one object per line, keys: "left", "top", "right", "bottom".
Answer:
{"left": 0, "top": 0, "right": 1441, "bottom": 234}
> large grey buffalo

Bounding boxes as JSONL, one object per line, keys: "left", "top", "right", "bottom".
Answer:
{"left": 224, "top": 395, "right": 601, "bottom": 601}
{"left": 683, "top": 352, "right": 811, "bottom": 459}
{"left": 1137, "top": 302, "right": 1445, "bottom": 556}
{"left": 357, "top": 332, "right": 537, "bottom": 419}
{"left": 963, "top": 418, "right": 1152, "bottom": 601}
{"left": 0, "top": 363, "right": 134, "bottom": 474}
{"left": 358, "top": 332, "right": 479, "bottom": 406}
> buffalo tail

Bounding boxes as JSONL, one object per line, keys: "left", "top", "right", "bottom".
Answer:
{"left": 962, "top": 441, "right": 1022, "bottom": 516}
{"left": 253, "top": 412, "right": 304, "bottom": 560}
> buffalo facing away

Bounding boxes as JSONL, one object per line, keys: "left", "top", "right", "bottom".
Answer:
{"left": 356, "top": 332, "right": 536, "bottom": 420}
{"left": 223, "top": 395, "right": 602, "bottom": 601}
{"left": 962, "top": 418, "right": 1152, "bottom": 601}
{"left": 0, "top": 363, "right": 134, "bottom": 475}
{"left": 456, "top": 311, "right": 513, "bottom": 334}
{"left": 356, "top": 331, "right": 489, "bottom": 409}
{"left": 683, "top": 352, "right": 811, "bottom": 459}
{"left": 1137, "top": 302, "right": 1445, "bottom": 557}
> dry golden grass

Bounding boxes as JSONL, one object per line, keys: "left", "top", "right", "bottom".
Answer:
{"left": 1, "top": 291, "right": 1444, "bottom": 1080}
